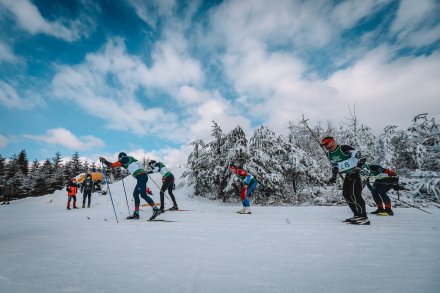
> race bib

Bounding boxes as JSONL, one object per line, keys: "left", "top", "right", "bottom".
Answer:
{"left": 337, "top": 157, "right": 358, "bottom": 172}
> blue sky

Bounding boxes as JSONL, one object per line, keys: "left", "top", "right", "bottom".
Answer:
{"left": 0, "top": 0, "right": 439, "bottom": 165}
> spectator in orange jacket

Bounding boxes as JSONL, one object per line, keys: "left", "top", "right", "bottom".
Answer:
{"left": 66, "top": 178, "right": 80, "bottom": 210}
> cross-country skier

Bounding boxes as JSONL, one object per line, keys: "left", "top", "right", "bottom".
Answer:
{"left": 228, "top": 164, "right": 257, "bottom": 214}
{"left": 147, "top": 160, "right": 178, "bottom": 212}
{"left": 321, "top": 136, "right": 370, "bottom": 225}
{"left": 362, "top": 163, "right": 398, "bottom": 216}
{"left": 100, "top": 153, "right": 161, "bottom": 220}
{"left": 81, "top": 173, "right": 94, "bottom": 208}
{"left": 66, "top": 178, "right": 80, "bottom": 210}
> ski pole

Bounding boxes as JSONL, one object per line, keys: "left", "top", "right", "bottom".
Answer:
{"left": 147, "top": 174, "right": 172, "bottom": 204}
{"left": 101, "top": 163, "right": 119, "bottom": 223}
{"left": 387, "top": 194, "right": 431, "bottom": 214}
{"left": 120, "top": 175, "right": 131, "bottom": 216}
{"left": 300, "top": 116, "right": 345, "bottom": 181}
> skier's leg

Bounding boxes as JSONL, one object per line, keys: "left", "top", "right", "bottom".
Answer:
{"left": 137, "top": 174, "right": 156, "bottom": 208}
{"left": 370, "top": 183, "right": 384, "bottom": 210}
{"left": 343, "top": 177, "right": 358, "bottom": 217}
{"left": 352, "top": 175, "right": 367, "bottom": 218}
{"left": 377, "top": 184, "right": 392, "bottom": 210}
{"left": 164, "top": 176, "right": 178, "bottom": 207}
{"left": 244, "top": 181, "right": 257, "bottom": 207}
{"left": 160, "top": 183, "right": 166, "bottom": 211}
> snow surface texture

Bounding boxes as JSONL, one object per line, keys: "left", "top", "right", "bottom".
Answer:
{"left": 1, "top": 173, "right": 439, "bottom": 293}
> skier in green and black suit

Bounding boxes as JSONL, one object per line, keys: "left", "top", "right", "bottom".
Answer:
{"left": 147, "top": 160, "right": 178, "bottom": 212}
{"left": 321, "top": 136, "right": 370, "bottom": 225}
{"left": 362, "top": 163, "right": 398, "bottom": 216}
{"left": 100, "top": 152, "right": 162, "bottom": 220}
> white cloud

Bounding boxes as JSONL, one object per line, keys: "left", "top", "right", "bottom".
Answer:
{"left": 0, "top": 42, "right": 20, "bottom": 64}
{"left": 0, "top": 81, "right": 45, "bottom": 109}
{"left": 52, "top": 38, "right": 204, "bottom": 139}
{"left": 127, "top": 0, "right": 176, "bottom": 28}
{"left": 331, "top": 0, "right": 391, "bottom": 29}
{"left": 0, "top": 0, "right": 97, "bottom": 42}
{"left": 390, "top": 0, "right": 440, "bottom": 47}
{"left": 324, "top": 47, "right": 440, "bottom": 131}
{"left": 176, "top": 85, "right": 208, "bottom": 105}
{"left": 0, "top": 134, "right": 7, "bottom": 148}
{"left": 208, "top": 0, "right": 337, "bottom": 51}
{"left": 23, "top": 128, "right": 105, "bottom": 150}
{"left": 188, "top": 96, "right": 252, "bottom": 142}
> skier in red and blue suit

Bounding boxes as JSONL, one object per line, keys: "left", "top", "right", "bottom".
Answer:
{"left": 228, "top": 164, "right": 257, "bottom": 214}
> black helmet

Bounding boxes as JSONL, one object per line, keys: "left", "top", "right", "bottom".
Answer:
{"left": 148, "top": 160, "right": 156, "bottom": 166}
{"left": 118, "top": 152, "right": 127, "bottom": 161}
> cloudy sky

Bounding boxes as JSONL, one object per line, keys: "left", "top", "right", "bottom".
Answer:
{"left": 0, "top": 0, "right": 439, "bottom": 165}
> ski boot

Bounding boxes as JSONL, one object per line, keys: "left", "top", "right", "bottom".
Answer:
{"left": 149, "top": 208, "right": 162, "bottom": 220}
{"left": 343, "top": 216, "right": 361, "bottom": 223}
{"left": 67, "top": 207, "right": 71, "bottom": 210}
{"left": 82, "top": 204, "right": 85, "bottom": 208}
{"left": 168, "top": 205, "right": 179, "bottom": 211}
{"left": 127, "top": 211, "right": 140, "bottom": 220}
{"left": 350, "top": 217, "right": 371, "bottom": 225}
{"left": 370, "top": 208, "right": 385, "bottom": 215}
{"left": 237, "top": 207, "right": 251, "bottom": 214}
{"left": 379, "top": 209, "right": 394, "bottom": 216}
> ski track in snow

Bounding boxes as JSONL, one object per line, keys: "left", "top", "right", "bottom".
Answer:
{"left": 0, "top": 174, "right": 439, "bottom": 293}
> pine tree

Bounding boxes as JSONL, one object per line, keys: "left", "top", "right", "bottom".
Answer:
{"left": 221, "top": 126, "right": 249, "bottom": 202}
{"left": 0, "top": 154, "right": 6, "bottom": 183}
{"left": 52, "top": 152, "right": 65, "bottom": 190}
{"left": 69, "top": 152, "right": 83, "bottom": 178}
{"left": 17, "top": 149, "right": 29, "bottom": 176}
{"left": 182, "top": 139, "right": 206, "bottom": 196}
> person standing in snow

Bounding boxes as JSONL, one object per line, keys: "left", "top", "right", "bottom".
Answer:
{"left": 100, "top": 153, "right": 161, "bottom": 220}
{"left": 66, "top": 178, "right": 80, "bottom": 210}
{"left": 147, "top": 160, "right": 178, "bottom": 212}
{"left": 321, "top": 136, "right": 370, "bottom": 225}
{"left": 362, "top": 163, "right": 398, "bottom": 216}
{"left": 228, "top": 164, "right": 257, "bottom": 214}
{"left": 1, "top": 181, "right": 15, "bottom": 205}
{"left": 0, "top": 182, "right": 3, "bottom": 203}
{"left": 81, "top": 173, "right": 94, "bottom": 208}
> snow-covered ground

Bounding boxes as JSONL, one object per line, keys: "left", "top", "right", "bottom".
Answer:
{"left": 1, "top": 173, "right": 439, "bottom": 293}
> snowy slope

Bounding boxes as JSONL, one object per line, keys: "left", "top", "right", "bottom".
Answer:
{"left": 0, "top": 173, "right": 439, "bottom": 293}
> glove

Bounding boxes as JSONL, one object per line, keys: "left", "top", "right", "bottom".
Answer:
{"left": 328, "top": 176, "right": 337, "bottom": 184}
{"left": 146, "top": 188, "right": 152, "bottom": 195}
{"left": 332, "top": 166, "right": 339, "bottom": 175}
{"left": 348, "top": 167, "right": 360, "bottom": 179}
{"left": 66, "top": 187, "right": 71, "bottom": 192}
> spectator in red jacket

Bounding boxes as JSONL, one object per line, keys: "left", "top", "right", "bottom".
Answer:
{"left": 66, "top": 178, "right": 80, "bottom": 210}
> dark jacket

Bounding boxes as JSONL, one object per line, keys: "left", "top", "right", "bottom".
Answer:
{"left": 81, "top": 177, "right": 94, "bottom": 193}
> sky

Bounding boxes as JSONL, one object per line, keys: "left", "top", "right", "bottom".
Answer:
{"left": 0, "top": 0, "right": 439, "bottom": 165}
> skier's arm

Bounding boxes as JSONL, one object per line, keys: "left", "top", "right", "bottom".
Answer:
{"left": 147, "top": 163, "right": 160, "bottom": 174}
{"left": 384, "top": 169, "right": 397, "bottom": 177}
{"left": 99, "top": 157, "right": 122, "bottom": 168}
{"left": 243, "top": 174, "right": 251, "bottom": 186}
